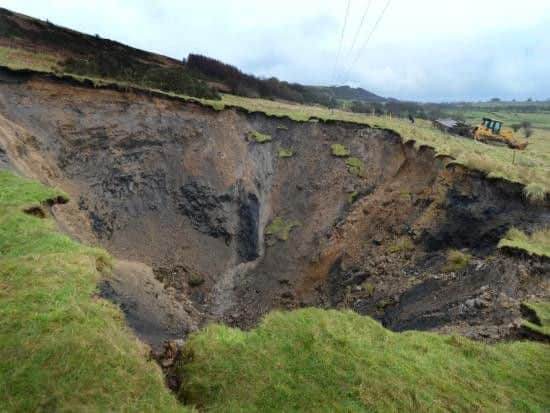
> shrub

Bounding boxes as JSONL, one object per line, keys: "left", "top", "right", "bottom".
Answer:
{"left": 523, "top": 183, "right": 546, "bottom": 204}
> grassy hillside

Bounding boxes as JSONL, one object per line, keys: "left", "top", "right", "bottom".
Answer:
{"left": 181, "top": 308, "right": 550, "bottom": 412}
{"left": 0, "top": 172, "right": 186, "bottom": 412}
{"left": 317, "top": 85, "right": 384, "bottom": 102}
{"left": 0, "top": 8, "right": 386, "bottom": 106}
{"left": 0, "top": 8, "right": 218, "bottom": 98}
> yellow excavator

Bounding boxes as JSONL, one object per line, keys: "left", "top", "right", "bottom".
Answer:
{"left": 473, "top": 117, "right": 528, "bottom": 150}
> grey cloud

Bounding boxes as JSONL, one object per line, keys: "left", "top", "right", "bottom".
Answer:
{"left": 1, "top": 0, "right": 548, "bottom": 101}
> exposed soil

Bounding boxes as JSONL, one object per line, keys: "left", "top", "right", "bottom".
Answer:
{"left": 1, "top": 68, "right": 549, "bottom": 350}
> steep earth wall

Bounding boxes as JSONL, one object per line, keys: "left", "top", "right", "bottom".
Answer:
{"left": 0, "top": 69, "right": 548, "bottom": 348}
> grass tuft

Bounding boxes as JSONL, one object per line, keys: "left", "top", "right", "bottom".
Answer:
{"left": 498, "top": 227, "right": 550, "bottom": 258}
{"left": 386, "top": 237, "right": 414, "bottom": 254}
{"left": 210, "top": 101, "right": 225, "bottom": 111}
{"left": 265, "top": 216, "right": 300, "bottom": 242}
{"left": 348, "top": 191, "right": 360, "bottom": 204}
{"left": 188, "top": 273, "right": 205, "bottom": 287}
{"left": 331, "top": 143, "right": 350, "bottom": 157}
{"left": 345, "top": 157, "right": 366, "bottom": 177}
{"left": 248, "top": 130, "right": 272, "bottom": 143}
{"left": 276, "top": 147, "right": 295, "bottom": 158}
{"left": 523, "top": 183, "right": 546, "bottom": 204}
{"left": 442, "top": 249, "right": 471, "bottom": 272}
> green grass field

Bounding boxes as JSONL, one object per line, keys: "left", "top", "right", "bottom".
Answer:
{"left": 462, "top": 111, "right": 550, "bottom": 131}
{"left": 0, "top": 171, "right": 186, "bottom": 412}
{"left": 441, "top": 103, "right": 550, "bottom": 131}
{"left": 181, "top": 308, "right": 550, "bottom": 412}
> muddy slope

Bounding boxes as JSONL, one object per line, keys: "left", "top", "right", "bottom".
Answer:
{"left": 0, "top": 70, "right": 548, "bottom": 348}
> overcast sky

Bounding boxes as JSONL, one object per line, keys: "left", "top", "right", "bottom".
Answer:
{"left": 2, "top": 0, "right": 549, "bottom": 102}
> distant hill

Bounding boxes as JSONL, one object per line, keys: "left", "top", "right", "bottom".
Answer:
{"left": 0, "top": 7, "right": 387, "bottom": 106}
{"left": 186, "top": 53, "right": 387, "bottom": 105}
{"left": 312, "top": 85, "right": 386, "bottom": 103}
{"left": 0, "top": 8, "right": 178, "bottom": 67}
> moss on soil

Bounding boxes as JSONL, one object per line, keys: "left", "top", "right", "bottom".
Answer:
{"left": 249, "top": 130, "right": 272, "bottom": 143}
{"left": 345, "top": 157, "right": 366, "bottom": 177}
{"left": 265, "top": 216, "right": 300, "bottom": 241}
{"left": 277, "top": 147, "right": 295, "bottom": 158}
{"left": 331, "top": 143, "right": 350, "bottom": 157}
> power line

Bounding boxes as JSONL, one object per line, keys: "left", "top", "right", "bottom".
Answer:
{"left": 338, "top": 0, "right": 373, "bottom": 83}
{"left": 330, "top": 0, "right": 352, "bottom": 86}
{"left": 343, "top": 0, "right": 392, "bottom": 83}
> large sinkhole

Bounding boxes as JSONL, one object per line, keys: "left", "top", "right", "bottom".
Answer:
{"left": 1, "top": 77, "right": 548, "bottom": 348}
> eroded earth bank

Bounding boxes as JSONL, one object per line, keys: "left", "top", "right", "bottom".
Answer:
{"left": 1, "top": 69, "right": 549, "bottom": 350}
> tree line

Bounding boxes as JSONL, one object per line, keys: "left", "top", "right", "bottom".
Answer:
{"left": 185, "top": 54, "right": 338, "bottom": 106}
